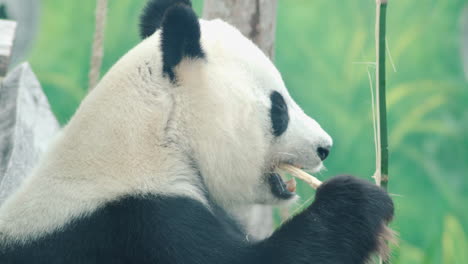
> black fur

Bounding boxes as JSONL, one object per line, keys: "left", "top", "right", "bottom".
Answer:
{"left": 160, "top": 4, "right": 205, "bottom": 81}
{"left": 139, "top": 0, "right": 192, "bottom": 38}
{"left": 0, "top": 4, "right": 8, "bottom": 19}
{"left": 0, "top": 175, "right": 394, "bottom": 264}
{"left": 267, "top": 175, "right": 394, "bottom": 264}
{"left": 270, "top": 91, "right": 289, "bottom": 136}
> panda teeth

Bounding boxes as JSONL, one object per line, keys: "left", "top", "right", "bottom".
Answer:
{"left": 285, "top": 178, "right": 297, "bottom": 193}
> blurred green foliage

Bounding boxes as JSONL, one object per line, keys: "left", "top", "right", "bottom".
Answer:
{"left": 27, "top": 0, "right": 467, "bottom": 263}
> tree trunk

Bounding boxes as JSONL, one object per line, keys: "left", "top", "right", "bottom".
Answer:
{"left": 203, "top": 0, "right": 277, "bottom": 58}
{"left": 203, "top": 0, "right": 278, "bottom": 240}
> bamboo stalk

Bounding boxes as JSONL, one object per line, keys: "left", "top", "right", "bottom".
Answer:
{"left": 375, "top": 0, "right": 388, "bottom": 190}
{"left": 374, "top": 0, "right": 389, "bottom": 190}
{"left": 375, "top": 1, "right": 389, "bottom": 263}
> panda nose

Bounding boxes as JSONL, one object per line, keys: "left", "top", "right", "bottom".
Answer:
{"left": 317, "top": 146, "right": 330, "bottom": 161}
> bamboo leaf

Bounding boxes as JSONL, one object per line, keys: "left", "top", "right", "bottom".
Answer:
{"left": 442, "top": 215, "right": 468, "bottom": 264}
{"left": 390, "top": 95, "right": 447, "bottom": 147}
{"left": 387, "top": 80, "right": 457, "bottom": 109}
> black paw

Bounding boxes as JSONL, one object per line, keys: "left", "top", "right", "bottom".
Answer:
{"left": 314, "top": 175, "right": 394, "bottom": 224}
{"left": 266, "top": 176, "right": 395, "bottom": 263}
{"left": 310, "top": 175, "right": 395, "bottom": 261}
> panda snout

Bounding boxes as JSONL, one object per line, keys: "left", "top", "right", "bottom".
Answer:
{"left": 317, "top": 145, "right": 331, "bottom": 161}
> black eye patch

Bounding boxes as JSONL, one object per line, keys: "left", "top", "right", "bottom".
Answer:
{"left": 270, "top": 91, "right": 289, "bottom": 137}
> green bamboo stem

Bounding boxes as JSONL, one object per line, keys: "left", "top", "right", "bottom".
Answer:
{"left": 375, "top": 0, "right": 389, "bottom": 190}
{"left": 375, "top": 1, "right": 389, "bottom": 264}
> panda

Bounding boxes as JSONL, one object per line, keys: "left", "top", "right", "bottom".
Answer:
{"left": 0, "top": 0, "right": 394, "bottom": 263}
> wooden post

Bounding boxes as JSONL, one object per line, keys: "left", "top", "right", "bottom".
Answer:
{"left": 203, "top": 0, "right": 278, "bottom": 240}
{"left": 0, "top": 19, "right": 16, "bottom": 78}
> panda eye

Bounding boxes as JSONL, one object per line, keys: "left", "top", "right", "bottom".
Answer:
{"left": 270, "top": 91, "right": 289, "bottom": 137}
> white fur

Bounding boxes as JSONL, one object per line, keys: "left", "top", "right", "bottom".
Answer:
{"left": 0, "top": 19, "right": 331, "bottom": 244}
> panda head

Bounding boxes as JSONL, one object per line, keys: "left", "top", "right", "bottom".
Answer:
{"left": 104, "top": 0, "right": 333, "bottom": 208}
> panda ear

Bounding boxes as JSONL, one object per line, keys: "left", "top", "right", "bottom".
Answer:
{"left": 160, "top": 4, "right": 204, "bottom": 82}
{"left": 139, "top": 0, "right": 193, "bottom": 38}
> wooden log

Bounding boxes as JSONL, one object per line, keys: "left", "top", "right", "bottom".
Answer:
{"left": 203, "top": 0, "right": 278, "bottom": 240}
{"left": 0, "top": 19, "right": 16, "bottom": 78}
{"left": 0, "top": 63, "right": 59, "bottom": 204}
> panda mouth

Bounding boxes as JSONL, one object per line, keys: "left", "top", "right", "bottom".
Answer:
{"left": 268, "top": 163, "right": 323, "bottom": 199}
{"left": 267, "top": 163, "right": 303, "bottom": 199}
{"left": 268, "top": 172, "right": 297, "bottom": 199}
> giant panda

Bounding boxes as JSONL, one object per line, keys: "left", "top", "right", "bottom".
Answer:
{"left": 0, "top": 1, "right": 394, "bottom": 263}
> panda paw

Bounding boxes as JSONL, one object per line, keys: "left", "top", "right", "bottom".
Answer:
{"left": 310, "top": 175, "right": 395, "bottom": 260}
{"left": 314, "top": 175, "right": 394, "bottom": 222}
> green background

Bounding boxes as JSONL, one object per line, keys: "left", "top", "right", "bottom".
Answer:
{"left": 23, "top": 0, "right": 468, "bottom": 263}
